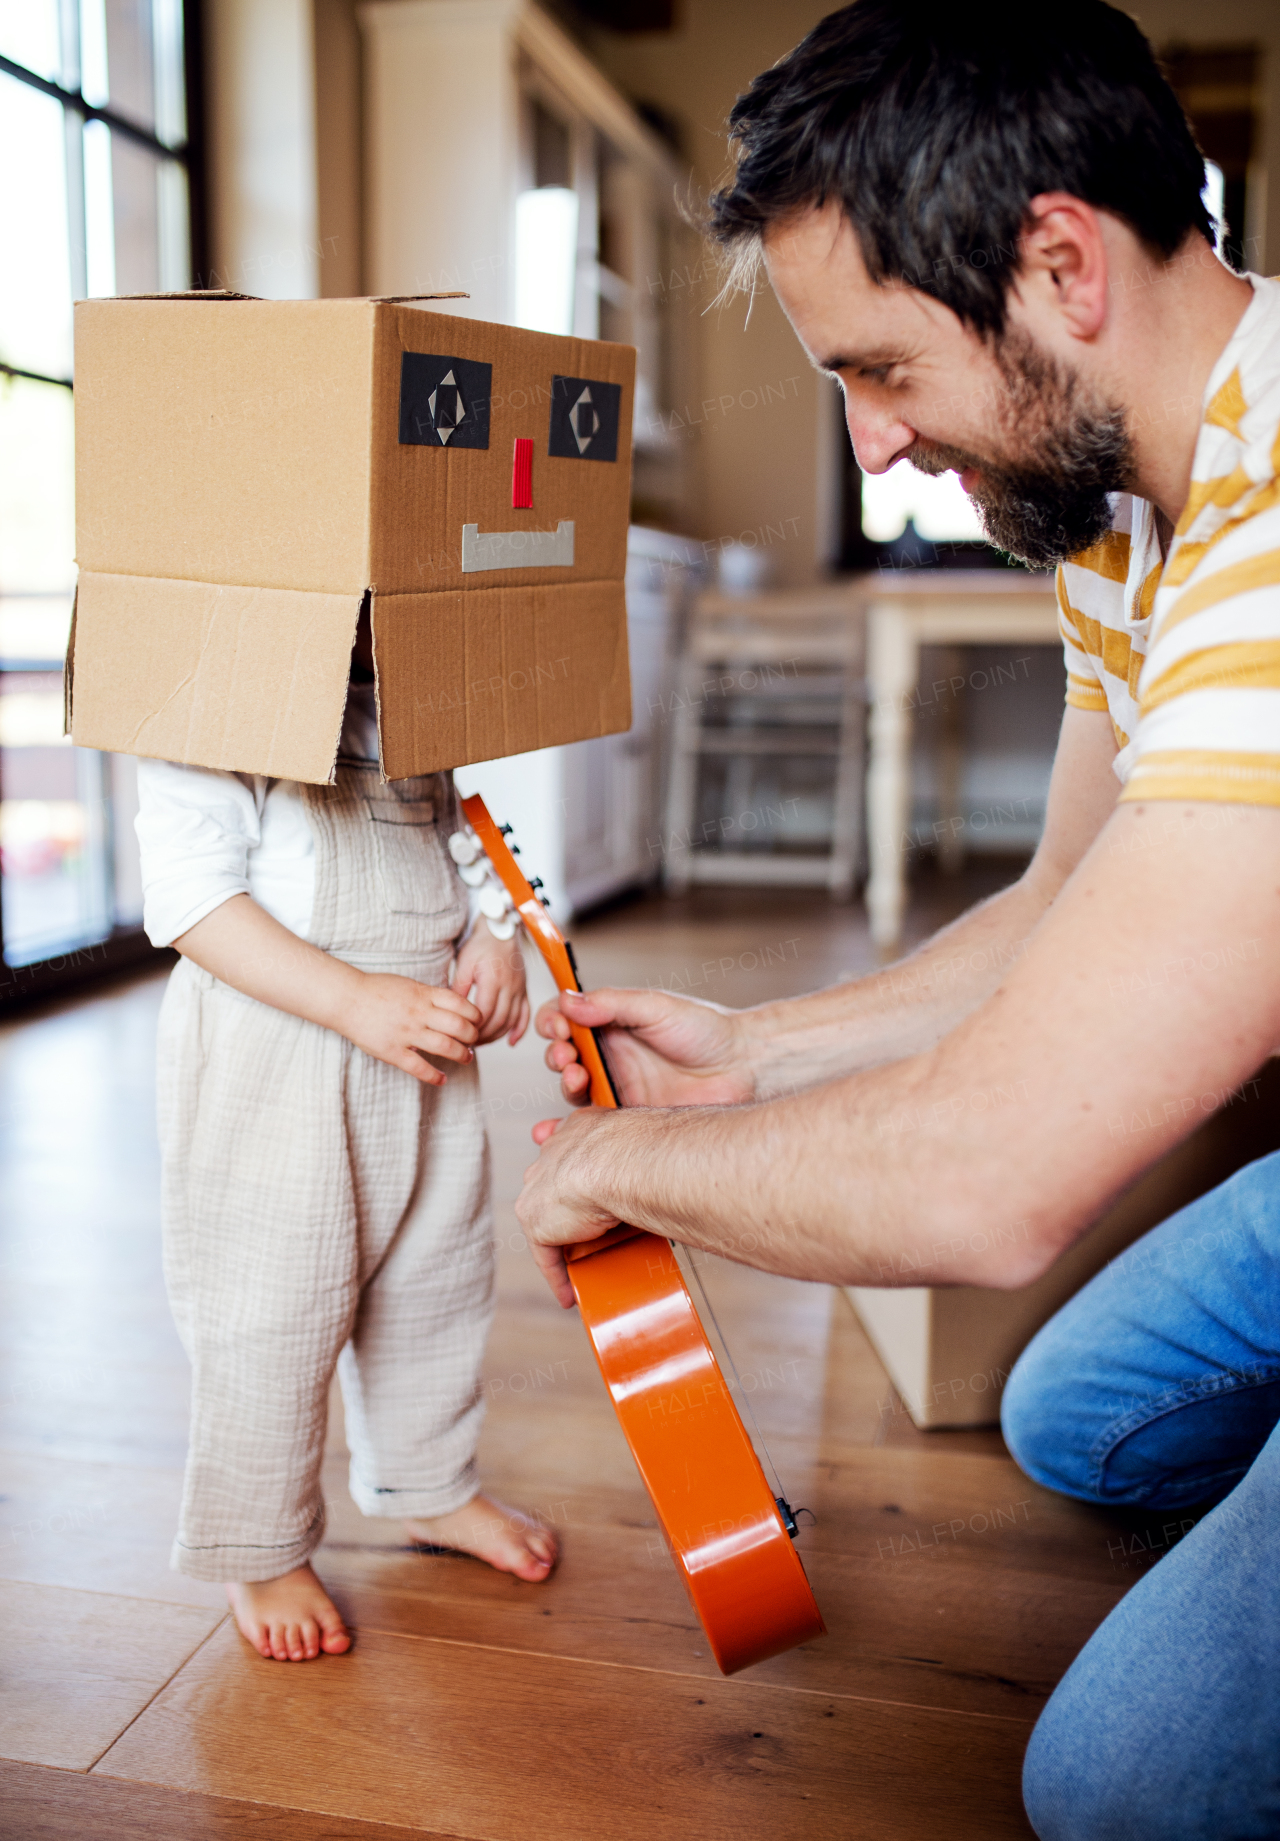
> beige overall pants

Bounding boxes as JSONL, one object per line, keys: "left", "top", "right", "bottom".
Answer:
{"left": 157, "top": 766, "right": 493, "bottom": 1583}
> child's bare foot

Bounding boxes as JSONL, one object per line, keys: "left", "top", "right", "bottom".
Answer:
{"left": 404, "top": 1493, "right": 558, "bottom": 1582}
{"left": 226, "top": 1562, "right": 352, "bottom": 1661}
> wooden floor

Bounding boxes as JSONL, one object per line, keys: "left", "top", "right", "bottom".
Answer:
{"left": 0, "top": 869, "right": 1141, "bottom": 1838}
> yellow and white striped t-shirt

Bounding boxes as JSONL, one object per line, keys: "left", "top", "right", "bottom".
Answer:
{"left": 1057, "top": 272, "right": 1280, "bottom": 804}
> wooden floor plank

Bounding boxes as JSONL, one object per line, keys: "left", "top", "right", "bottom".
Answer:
{"left": 0, "top": 1451, "right": 225, "bottom": 1610}
{"left": 313, "top": 1520, "right": 1119, "bottom": 1721}
{"left": 0, "top": 1760, "right": 458, "bottom": 1841}
{"left": 93, "top": 1621, "right": 1035, "bottom": 1841}
{"left": 0, "top": 1581, "right": 224, "bottom": 1771}
{"left": 1, "top": 880, "right": 1077, "bottom": 1840}
{"left": 455, "top": 1420, "right": 1132, "bottom": 1594}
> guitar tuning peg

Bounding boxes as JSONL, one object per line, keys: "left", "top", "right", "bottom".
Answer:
{"left": 511, "top": 845, "right": 521, "bottom": 855}
{"left": 539, "top": 896, "right": 551, "bottom": 908}
{"left": 529, "top": 877, "right": 544, "bottom": 890}
{"left": 498, "top": 824, "right": 513, "bottom": 836}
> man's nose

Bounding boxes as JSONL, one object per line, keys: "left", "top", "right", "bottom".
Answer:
{"left": 844, "top": 399, "right": 915, "bottom": 476}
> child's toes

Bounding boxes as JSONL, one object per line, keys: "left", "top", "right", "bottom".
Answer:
{"left": 320, "top": 1615, "right": 352, "bottom": 1655}
{"left": 320, "top": 1590, "right": 355, "bottom": 1649}
{"left": 268, "top": 1622, "right": 292, "bottom": 1662}
{"left": 502, "top": 1522, "right": 558, "bottom": 1580}
{"left": 528, "top": 1529, "right": 558, "bottom": 1567}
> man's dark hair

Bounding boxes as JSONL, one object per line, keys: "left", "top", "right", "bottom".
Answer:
{"left": 707, "top": 0, "right": 1215, "bottom": 337}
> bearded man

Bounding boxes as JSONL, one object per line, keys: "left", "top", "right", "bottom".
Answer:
{"left": 517, "top": 4, "right": 1280, "bottom": 1833}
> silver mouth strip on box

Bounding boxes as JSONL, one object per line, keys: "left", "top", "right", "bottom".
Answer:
{"left": 460, "top": 520, "right": 575, "bottom": 573}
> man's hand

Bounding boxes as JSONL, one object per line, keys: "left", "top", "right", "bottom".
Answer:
{"left": 453, "top": 923, "right": 530, "bottom": 1045}
{"left": 537, "top": 986, "right": 753, "bottom": 1108}
{"left": 517, "top": 1111, "right": 624, "bottom": 1307}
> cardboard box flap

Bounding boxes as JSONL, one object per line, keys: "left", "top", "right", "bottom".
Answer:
{"left": 63, "top": 587, "right": 77, "bottom": 736}
{"left": 112, "top": 290, "right": 473, "bottom": 305}
{"left": 368, "top": 293, "right": 470, "bottom": 304}
{"left": 373, "top": 580, "right": 631, "bottom": 779}
{"left": 116, "top": 289, "right": 263, "bottom": 301}
{"left": 71, "top": 572, "right": 360, "bottom": 784}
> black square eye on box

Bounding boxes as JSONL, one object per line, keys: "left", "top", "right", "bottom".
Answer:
{"left": 399, "top": 353, "right": 493, "bottom": 449}
{"left": 548, "top": 375, "right": 621, "bottom": 462}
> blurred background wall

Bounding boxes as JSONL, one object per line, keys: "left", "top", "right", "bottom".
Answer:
{"left": 0, "top": 0, "right": 1274, "bottom": 989}
{"left": 202, "top": 0, "right": 1280, "bottom": 584}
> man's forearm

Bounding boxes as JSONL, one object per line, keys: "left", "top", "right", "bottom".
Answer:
{"left": 739, "top": 864, "right": 1056, "bottom": 1098}
{"left": 524, "top": 802, "right": 1280, "bottom": 1296}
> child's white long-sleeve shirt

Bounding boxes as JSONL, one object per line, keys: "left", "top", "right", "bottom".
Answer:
{"left": 135, "top": 682, "right": 398, "bottom": 948}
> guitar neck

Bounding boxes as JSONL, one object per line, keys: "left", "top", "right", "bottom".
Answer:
{"left": 459, "top": 794, "right": 622, "bottom": 1117}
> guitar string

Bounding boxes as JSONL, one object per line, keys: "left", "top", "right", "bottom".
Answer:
{"left": 682, "top": 1244, "right": 790, "bottom": 1508}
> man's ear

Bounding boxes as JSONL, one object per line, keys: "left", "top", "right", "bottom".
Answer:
{"left": 1015, "top": 193, "right": 1109, "bottom": 341}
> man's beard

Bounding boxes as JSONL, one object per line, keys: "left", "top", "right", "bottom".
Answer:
{"left": 909, "top": 332, "right": 1135, "bottom": 570}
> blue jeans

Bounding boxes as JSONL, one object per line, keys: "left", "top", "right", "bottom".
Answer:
{"left": 1002, "top": 1149, "right": 1280, "bottom": 1840}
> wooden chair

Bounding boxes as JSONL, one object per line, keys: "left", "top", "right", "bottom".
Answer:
{"left": 661, "top": 585, "right": 866, "bottom": 898}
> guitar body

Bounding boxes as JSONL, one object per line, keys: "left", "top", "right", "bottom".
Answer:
{"left": 571, "top": 1233, "right": 826, "bottom": 1673}
{"left": 459, "top": 794, "right": 825, "bottom": 1674}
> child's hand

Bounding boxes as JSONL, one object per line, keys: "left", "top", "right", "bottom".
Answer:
{"left": 342, "top": 973, "right": 482, "bottom": 1085}
{"left": 173, "top": 895, "right": 482, "bottom": 1085}
{"left": 453, "top": 922, "right": 530, "bottom": 1046}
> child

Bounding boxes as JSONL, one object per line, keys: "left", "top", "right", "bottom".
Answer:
{"left": 134, "top": 616, "right": 554, "bottom": 1663}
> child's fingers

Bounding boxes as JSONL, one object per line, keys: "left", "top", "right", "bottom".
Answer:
{"left": 411, "top": 1027, "right": 475, "bottom": 1063}
{"left": 399, "top": 1052, "right": 447, "bottom": 1085}
{"left": 428, "top": 983, "right": 483, "bottom": 1023}
{"left": 486, "top": 988, "right": 518, "bottom": 1044}
{"left": 508, "top": 995, "right": 530, "bottom": 1046}
{"left": 420, "top": 1003, "right": 481, "bottom": 1045}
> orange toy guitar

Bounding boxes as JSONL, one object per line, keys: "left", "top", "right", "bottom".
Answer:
{"left": 459, "top": 792, "right": 825, "bottom": 1675}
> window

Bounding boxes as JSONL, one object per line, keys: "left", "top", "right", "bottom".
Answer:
{"left": 0, "top": 1, "right": 196, "bottom": 987}
{"left": 837, "top": 427, "right": 1021, "bottom": 576}
{"left": 1163, "top": 44, "right": 1260, "bottom": 275}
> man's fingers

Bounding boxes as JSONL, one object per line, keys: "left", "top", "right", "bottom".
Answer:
{"left": 544, "top": 1041, "right": 589, "bottom": 1087}
{"left": 535, "top": 1000, "right": 571, "bottom": 1042}
{"left": 529, "top": 1240, "right": 575, "bottom": 1309}
{"left": 559, "top": 987, "right": 670, "bottom": 1030}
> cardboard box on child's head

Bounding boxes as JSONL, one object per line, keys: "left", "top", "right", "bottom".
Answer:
{"left": 68, "top": 293, "right": 636, "bottom": 782}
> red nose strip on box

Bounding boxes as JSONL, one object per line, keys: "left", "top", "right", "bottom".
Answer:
{"left": 512, "top": 437, "right": 533, "bottom": 509}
